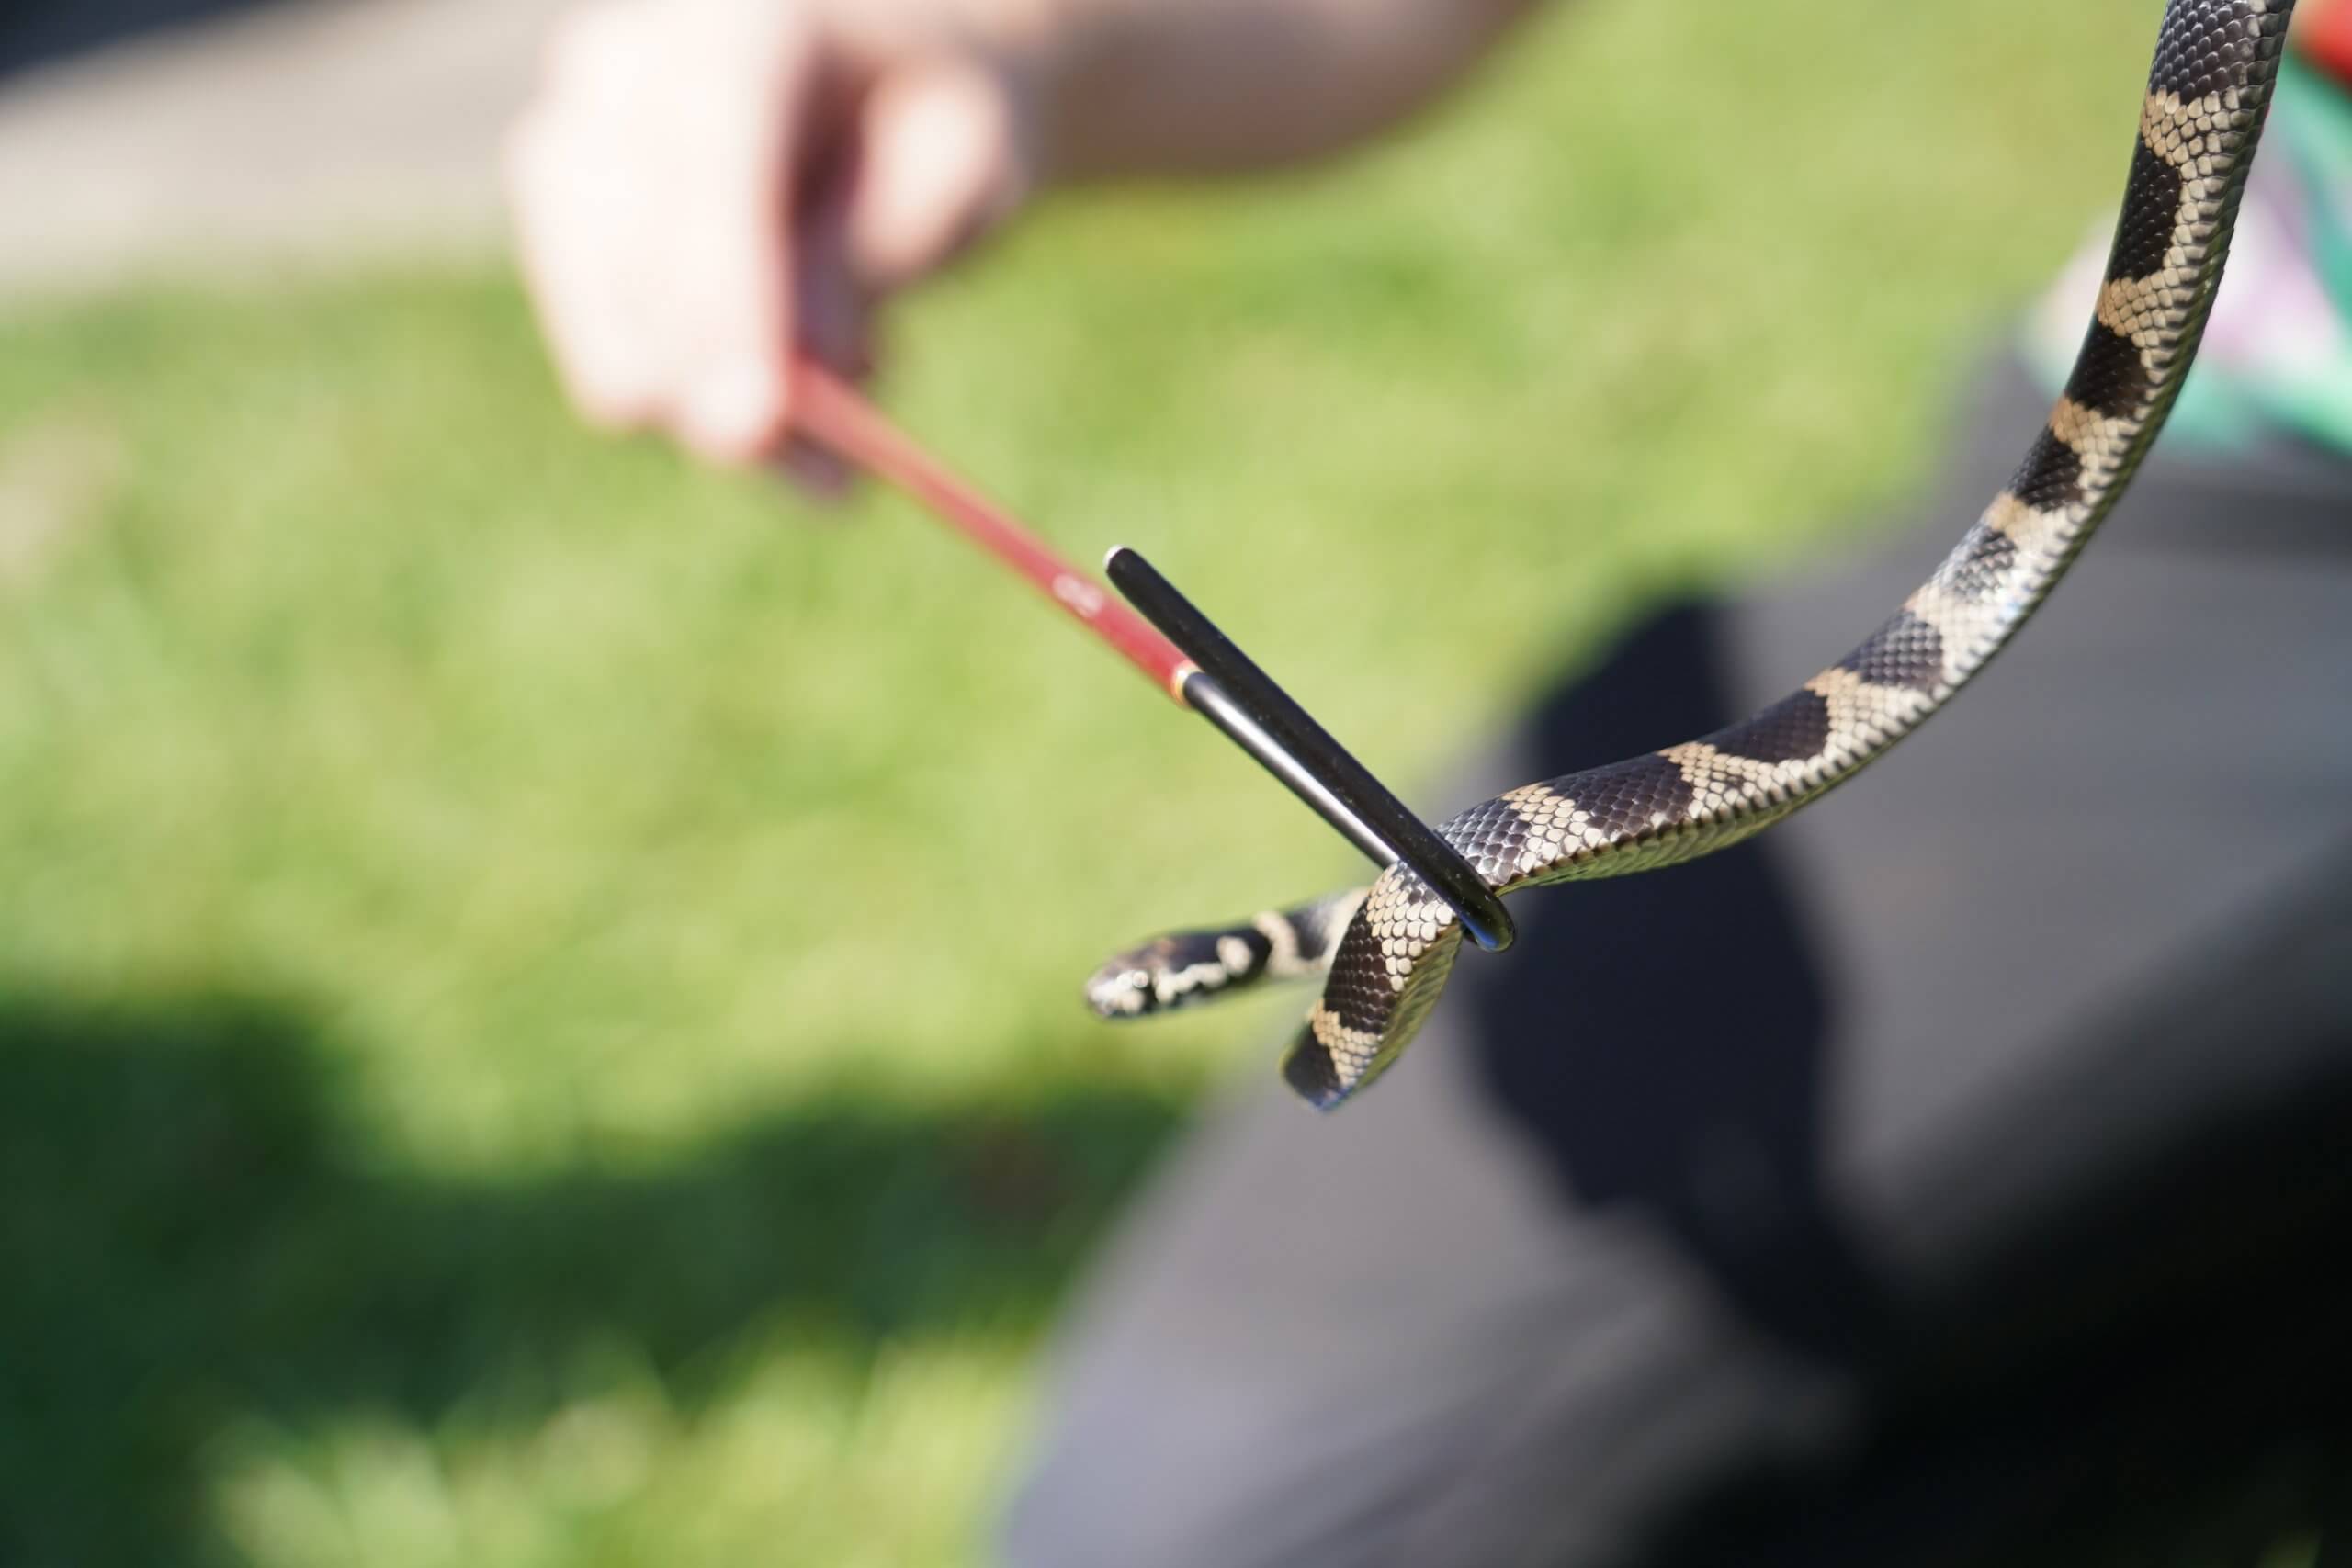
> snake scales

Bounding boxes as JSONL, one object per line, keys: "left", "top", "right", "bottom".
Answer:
{"left": 1085, "top": 0, "right": 2301, "bottom": 1109}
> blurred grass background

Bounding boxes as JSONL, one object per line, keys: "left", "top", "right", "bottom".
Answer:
{"left": 0, "top": 0, "right": 2204, "bottom": 1562}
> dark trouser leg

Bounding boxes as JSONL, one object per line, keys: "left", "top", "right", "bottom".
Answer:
{"left": 1002, "top": 365, "right": 2352, "bottom": 1568}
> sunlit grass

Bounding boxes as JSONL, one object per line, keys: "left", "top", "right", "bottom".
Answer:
{"left": 0, "top": 0, "right": 2215, "bottom": 1561}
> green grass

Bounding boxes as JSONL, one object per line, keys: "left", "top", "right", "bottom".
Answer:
{"left": 0, "top": 0, "right": 2233, "bottom": 1562}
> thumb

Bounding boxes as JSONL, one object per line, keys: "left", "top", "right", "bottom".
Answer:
{"left": 844, "top": 58, "right": 1029, "bottom": 298}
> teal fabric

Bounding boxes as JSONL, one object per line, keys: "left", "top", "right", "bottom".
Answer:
{"left": 2254, "top": 54, "right": 2352, "bottom": 447}
{"left": 2027, "top": 54, "right": 2352, "bottom": 457}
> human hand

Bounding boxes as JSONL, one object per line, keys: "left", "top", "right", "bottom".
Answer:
{"left": 505, "top": 0, "right": 1036, "bottom": 479}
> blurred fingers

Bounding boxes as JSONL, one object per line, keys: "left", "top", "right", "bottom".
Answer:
{"left": 507, "top": 0, "right": 814, "bottom": 467}
{"left": 844, "top": 58, "right": 1030, "bottom": 296}
{"left": 505, "top": 2, "right": 1030, "bottom": 485}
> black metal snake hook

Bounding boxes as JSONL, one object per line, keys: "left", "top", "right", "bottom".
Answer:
{"left": 1105, "top": 547, "right": 1516, "bottom": 954}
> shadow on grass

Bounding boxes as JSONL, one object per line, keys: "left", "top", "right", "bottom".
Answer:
{"left": 0, "top": 990, "right": 1182, "bottom": 1567}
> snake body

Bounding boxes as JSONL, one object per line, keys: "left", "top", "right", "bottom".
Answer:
{"left": 1086, "top": 0, "right": 2299, "bottom": 1109}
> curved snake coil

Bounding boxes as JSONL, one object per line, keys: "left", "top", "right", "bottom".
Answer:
{"left": 1086, "top": 0, "right": 2300, "bottom": 1109}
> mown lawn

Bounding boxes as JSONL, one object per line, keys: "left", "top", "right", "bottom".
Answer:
{"left": 0, "top": 1, "right": 2212, "bottom": 1562}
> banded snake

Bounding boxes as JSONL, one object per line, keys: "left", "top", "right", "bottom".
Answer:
{"left": 1085, "top": 0, "right": 2301, "bottom": 1109}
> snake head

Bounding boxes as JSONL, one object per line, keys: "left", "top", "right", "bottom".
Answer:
{"left": 1082, "top": 954, "right": 1162, "bottom": 1019}
{"left": 1082, "top": 930, "right": 1272, "bottom": 1019}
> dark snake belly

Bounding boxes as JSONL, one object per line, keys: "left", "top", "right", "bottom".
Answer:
{"left": 1087, "top": 0, "right": 2301, "bottom": 1109}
